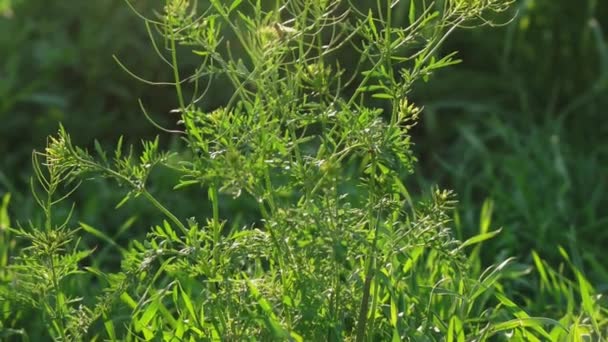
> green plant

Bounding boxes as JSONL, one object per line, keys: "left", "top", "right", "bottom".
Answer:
{"left": 529, "top": 247, "right": 608, "bottom": 340}
{"left": 14, "top": 0, "right": 607, "bottom": 340}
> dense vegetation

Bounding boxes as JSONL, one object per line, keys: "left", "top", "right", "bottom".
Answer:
{"left": 1, "top": 0, "right": 606, "bottom": 340}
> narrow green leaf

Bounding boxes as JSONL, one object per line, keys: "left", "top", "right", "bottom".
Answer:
{"left": 174, "top": 180, "right": 200, "bottom": 189}
{"left": 575, "top": 268, "right": 600, "bottom": 333}
{"left": 80, "top": 222, "right": 127, "bottom": 255}
{"left": 137, "top": 301, "right": 159, "bottom": 330}
{"left": 532, "top": 250, "right": 550, "bottom": 290}
{"left": 366, "top": 9, "right": 379, "bottom": 41}
{"left": 180, "top": 285, "right": 198, "bottom": 325}
{"left": 460, "top": 228, "right": 502, "bottom": 249}
{"left": 479, "top": 199, "right": 494, "bottom": 234}
{"left": 120, "top": 292, "right": 137, "bottom": 309}
{"left": 229, "top": 0, "right": 243, "bottom": 12}
{"left": 490, "top": 317, "right": 566, "bottom": 337}
{"left": 114, "top": 193, "right": 132, "bottom": 209}
{"left": 409, "top": 0, "right": 416, "bottom": 25}
{"left": 102, "top": 312, "right": 116, "bottom": 341}
{"left": 447, "top": 315, "right": 465, "bottom": 342}
{"left": 0, "top": 193, "right": 10, "bottom": 231}
{"left": 372, "top": 93, "right": 394, "bottom": 99}
{"left": 94, "top": 140, "right": 108, "bottom": 165}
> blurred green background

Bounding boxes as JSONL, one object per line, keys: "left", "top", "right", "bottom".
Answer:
{"left": 1, "top": 0, "right": 607, "bottom": 316}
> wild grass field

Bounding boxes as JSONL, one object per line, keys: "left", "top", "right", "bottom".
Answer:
{"left": 1, "top": 0, "right": 607, "bottom": 340}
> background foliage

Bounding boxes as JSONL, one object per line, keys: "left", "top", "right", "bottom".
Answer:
{"left": 0, "top": 0, "right": 607, "bottom": 340}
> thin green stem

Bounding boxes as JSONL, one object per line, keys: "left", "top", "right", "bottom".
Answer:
{"left": 263, "top": 167, "right": 277, "bottom": 213}
{"left": 211, "top": 185, "right": 220, "bottom": 237}
{"left": 209, "top": 182, "right": 222, "bottom": 265}
{"left": 44, "top": 192, "right": 53, "bottom": 232}
{"left": 256, "top": 198, "right": 294, "bottom": 330}
{"left": 326, "top": 186, "right": 342, "bottom": 340}
{"left": 40, "top": 169, "right": 68, "bottom": 340}
{"left": 384, "top": 1, "right": 400, "bottom": 125}
{"left": 141, "top": 190, "right": 188, "bottom": 235}
{"left": 254, "top": 165, "right": 295, "bottom": 330}
{"left": 48, "top": 254, "right": 68, "bottom": 341}
{"left": 67, "top": 153, "right": 187, "bottom": 236}
{"left": 169, "top": 25, "right": 186, "bottom": 109}
{"left": 355, "top": 153, "right": 379, "bottom": 342}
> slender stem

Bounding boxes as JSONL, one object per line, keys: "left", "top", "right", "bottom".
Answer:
{"left": 372, "top": 3, "right": 393, "bottom": 328}
{"left": 263, "top": 168, "right": 277, "bottom": 213}
{"left": 347, "top": 58, "right": 384, "bottom": 107}
{"left": 287, "top": 123, "right": 312, "bottom": 200}
{"left": 256, "top": 198, "right": 294, "bottom": 330}
{"left": 40, "top": 170, "right": 68, "bottom": 340}
{"left": 209, "top": 182, "right": 222, "bottom": 265}
{"left": 169, "top": 27, "right": 186, "bottom": 109}
{"left": 141, "top": 190, "right": 188, "bottom": 235}
{"left": 252, "top": 165, "right": 295, "bottom": 330}
{"left": 384, "top": 1, "right": 400, "bottom": 126}
{"left": 411, "top": 18, "right": 465, "bottom": 77}
{"left": 368, "top": 255, "right": 381, "bottom": 338}
{"left": 70, "top": 149, "right": 188, "bottom": 236}
{"left": 48, "top": 254, "right": 68, "bottom": 341}
{"left": 326, "top": 187, "right": 342, "bottom": 339}
{"left": 211, "top": 184, "right": 220, "bottom": 237}
{"left": 355, "top": 153, "right": 379, "bottom": 342}
{"left": 45, "top": 191, "right": 53, "bottom": 232}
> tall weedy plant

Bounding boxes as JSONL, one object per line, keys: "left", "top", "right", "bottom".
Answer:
{"left": 17, "top": 0, "right": 601, "bottom": 341}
